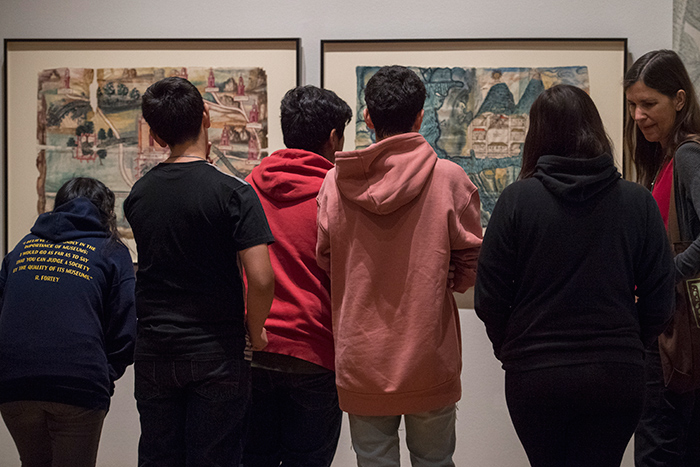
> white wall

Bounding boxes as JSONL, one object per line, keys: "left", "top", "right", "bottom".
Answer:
{"left": 0, "top": 0, "right": 672, "bottom": 464}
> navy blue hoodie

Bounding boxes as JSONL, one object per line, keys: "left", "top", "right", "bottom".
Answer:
{"left": 475, "top": 154, "right": 675, "bottom": 371}
{"left": 0, "top": 197, "right": 136, "bottom": 410}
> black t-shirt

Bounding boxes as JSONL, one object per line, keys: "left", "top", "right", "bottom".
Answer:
{"left": 124, "top": 161, "right": 274, "bottom": 360}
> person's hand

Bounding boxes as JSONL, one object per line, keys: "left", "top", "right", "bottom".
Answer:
{"left": 447, "top": 263, "right": 456, "bottom": 290}
{"left": 249, "top": 327, "right": 268, "bottom": 351}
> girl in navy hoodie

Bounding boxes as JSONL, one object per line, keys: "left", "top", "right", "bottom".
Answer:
{"left": 0, "top": 177, "right": 136, "bottom": 467}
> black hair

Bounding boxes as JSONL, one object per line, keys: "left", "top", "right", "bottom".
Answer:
{"left": 281, "top": 85, "right": 352, "bottom": 154}
{"left": 519, "top": 85, "right": 612, "bottom": 179}
{"left": 54, "top": 177, "right": 120, "bottom": 242}
{"left": 364, "top": 66, "right": 426, "bottom": 139}
{"left": 141, "top": 76, "right": 205, "bottom": 147}
{"left": 623, "top": 49, "right": 700, "bottom": 188}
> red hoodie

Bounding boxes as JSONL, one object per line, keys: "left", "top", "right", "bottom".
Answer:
{"left": 317, "top": 133, "right": 482, "bottom": 416}
{"left": 246, "top": 148, "right": 334, "bottom": 370}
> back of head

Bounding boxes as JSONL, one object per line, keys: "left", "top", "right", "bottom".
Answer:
{"left": 281, "top": 85, "right": 352, "bottom": 154}
{"left": 141, "top": 76, "right": 204, "bottom": 147}
{"left": 623, "top": 49, "right": 700, "bottom": 185}
{"left": 55, "top": 177, "right": 118, "bottom": 238}
{"left": 364, "top": 66, "right": 426, "bottom": 140}
{"left": 520, "top": 84, "right": 611, "bottom": 179}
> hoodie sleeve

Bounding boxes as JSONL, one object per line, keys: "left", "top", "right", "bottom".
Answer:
{"left": 673, "top": 143, "right": 700, "bottom": 282}
{"left": 635, "top": 193, "right": 675, "bottom": 346}
{"left": 450, "top": 184, "right": 483, "bottom": 293}
{"left": 103, "top": 246, "right": 137, "bottom": 388}
{"left": 474, "top": 188, "right": 517, "bottom": 360}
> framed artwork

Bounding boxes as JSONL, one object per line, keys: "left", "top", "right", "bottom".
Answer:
{"left": 4, "top": 38, "right": 301, "bottom": 256}
{"left": 321, "top": 38, "right": 628, "bottom": 227}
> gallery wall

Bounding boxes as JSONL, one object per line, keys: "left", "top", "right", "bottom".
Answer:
{"left": 0, "top": 0, "right": 672, "bottom": 465}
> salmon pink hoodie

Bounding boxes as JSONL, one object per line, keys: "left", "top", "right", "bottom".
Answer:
{"left": 316, "top": 133, "right": 482, "bottom": 416}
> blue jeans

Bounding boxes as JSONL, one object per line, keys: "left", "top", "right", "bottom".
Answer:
{"left": 0, "top": 400, "right": 106, "bottom": 467}
{"left": 134, "top": 358, "right": 251, "bottom": 467}
{"left": 635, "top": 342, "right": 700, "bottom": 467}
{"left": 348, "top": 404, "right": 456, "bottom": 467}
{"left": 242, "top": 367, "right": 342, "bottom": 467}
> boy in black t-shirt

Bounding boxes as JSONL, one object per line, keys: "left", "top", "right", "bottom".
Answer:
{"left": 124, "top": 77, "right": 274, "bottom": 466}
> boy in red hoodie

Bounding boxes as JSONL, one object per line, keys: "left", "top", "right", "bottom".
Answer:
{"left": 243, "top": 85, "right": 352, "bottom": 467}
{"left": 316, "top": 66, "right": 483, "bottom": 466}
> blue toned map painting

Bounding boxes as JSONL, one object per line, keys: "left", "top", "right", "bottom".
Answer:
{"left": 37, "top": 66, "right": 267, "bottom": 237}
{"left": 356, "top": 66, "right": 589, "bottom": 226}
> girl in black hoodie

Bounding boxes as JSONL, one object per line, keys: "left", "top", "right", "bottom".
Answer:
{"left": 475, "top": 85, "right": 675, "bottom": 467}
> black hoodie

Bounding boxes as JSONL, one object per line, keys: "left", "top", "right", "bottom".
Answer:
{"left": 475, "top": 154, "right": 675, "bottom": 371}
{"left": 0, "top": 197, "right": 136, "bottom": 410}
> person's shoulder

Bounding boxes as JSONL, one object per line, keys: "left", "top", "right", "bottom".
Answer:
{"left": 675, "top": 139, "right": 700, "bottom": 168}
{"left": 198, "top": 163, "right": 253, "bottom": 192}
{"left": 499, "top": 177, "right": 539, "bottom": 197}
{"left": 103, "top": 241, "right": 135, "bottom": 272}
{"left": 615, "top": 177, "right": 648, "bottom": 193}
{"left": 434, "top": 158, "right": 476, "bottom": 190}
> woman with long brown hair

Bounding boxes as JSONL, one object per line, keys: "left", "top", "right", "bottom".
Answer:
{"left": 625, "top": 48, "right": 700, "bottom": 466}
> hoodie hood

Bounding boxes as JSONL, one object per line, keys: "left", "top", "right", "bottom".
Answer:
{"left": 333, "top": 133, "right": 437, "bottom": 215}
{"left": 249, "top": 148, "right": 333, "bottom": 203}
{"left": 533, "top": 154, "right": 621, "bottom": 203}
{"left": 31, "top": 197, "right": 109, "bottom": 242}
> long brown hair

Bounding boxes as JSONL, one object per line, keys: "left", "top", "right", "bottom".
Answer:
{"left": 519, "top": 84, "right": 612, "bottom": 180}
{"left": 624, "top": 49, "right": 700, "bottom": 188}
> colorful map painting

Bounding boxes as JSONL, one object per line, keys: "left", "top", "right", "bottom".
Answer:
{"left": 37, "top": 66, "right": 268, "bottom": 237}
{"left": 674, "top": 0, "right": 700, "bottom": 99}
{"left": 356, "top": 66, "right": 590, "bottom": 226}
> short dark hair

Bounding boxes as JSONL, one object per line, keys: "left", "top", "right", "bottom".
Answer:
{"left": 520, "top": 85, "right": 612, "bottom": 179}
{"left": 141, "top": 77, "right": 204, "bottom": 147}
{"left": 55, "top": 177, "right": 119, "bottom": 240}
{"left": 364, "top": 66, "right": 426, "bottom": 139}
{"left": 281, "top": 85, "right": 352, "bottom": 154}
{"left": 623, "top": 49, "right": 700, "bottom": 187}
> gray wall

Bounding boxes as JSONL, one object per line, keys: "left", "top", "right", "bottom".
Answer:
{"left": 0, "top": 0, "right": 672, "bottom": 465}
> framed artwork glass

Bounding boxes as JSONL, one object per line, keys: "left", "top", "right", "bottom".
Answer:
{"left": 4, "top": 38, "right": 301, "bottom": 256}
{"left": 321, "top": 38, "right": 628, "bottom": 227}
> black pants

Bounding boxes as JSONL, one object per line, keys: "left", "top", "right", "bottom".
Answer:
{"left": 634, "top": 342, "right": 700, "bottom": 467}
{"left": 242, "top": 367, "right": 342, "bottom": 467}
{"left": 505, "top": 362, "right": 645, "bottom": 467}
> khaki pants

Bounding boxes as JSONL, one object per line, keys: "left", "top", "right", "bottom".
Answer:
{"left": 1, "top": 400, "right": 106, "bottom": 467}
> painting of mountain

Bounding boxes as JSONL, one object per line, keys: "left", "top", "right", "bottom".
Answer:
{"left": 355, "top": 65, "right": 590, "bottom": 225}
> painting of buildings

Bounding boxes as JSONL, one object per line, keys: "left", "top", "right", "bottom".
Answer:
{"left": 37, "top": 66, "right": 268, "bottom": 236}
{"left": 356, "top": 65, "right": 590, "bottom": 226}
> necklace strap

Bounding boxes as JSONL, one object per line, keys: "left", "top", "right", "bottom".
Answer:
{"left": 164, "top": 154, "right": 204, "bottom": 162}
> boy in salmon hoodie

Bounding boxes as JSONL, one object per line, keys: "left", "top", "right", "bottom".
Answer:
{"left": 316, "top": 66, "right": 483, "bottom": 466}
{"left": 243, "top": 85, "right": 352, "bottom": 467}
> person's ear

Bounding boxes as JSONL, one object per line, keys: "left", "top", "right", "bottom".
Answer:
{"left": 411, "top": 109, "right": 424, "bottom": 132}
{"left": 330, "top": 128, "right": 345, "bottom": 152}
{"left": 203, "top": 102, "right": 211, "bottom": 129}
{"left": 676, "top": 89, "right": 687, "bottom": 112}
{"left": 363, "top": 108, "right": 375, "bottom": 130}
{"left": 149, "top": 129, "right": 167, "bottom": 148}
